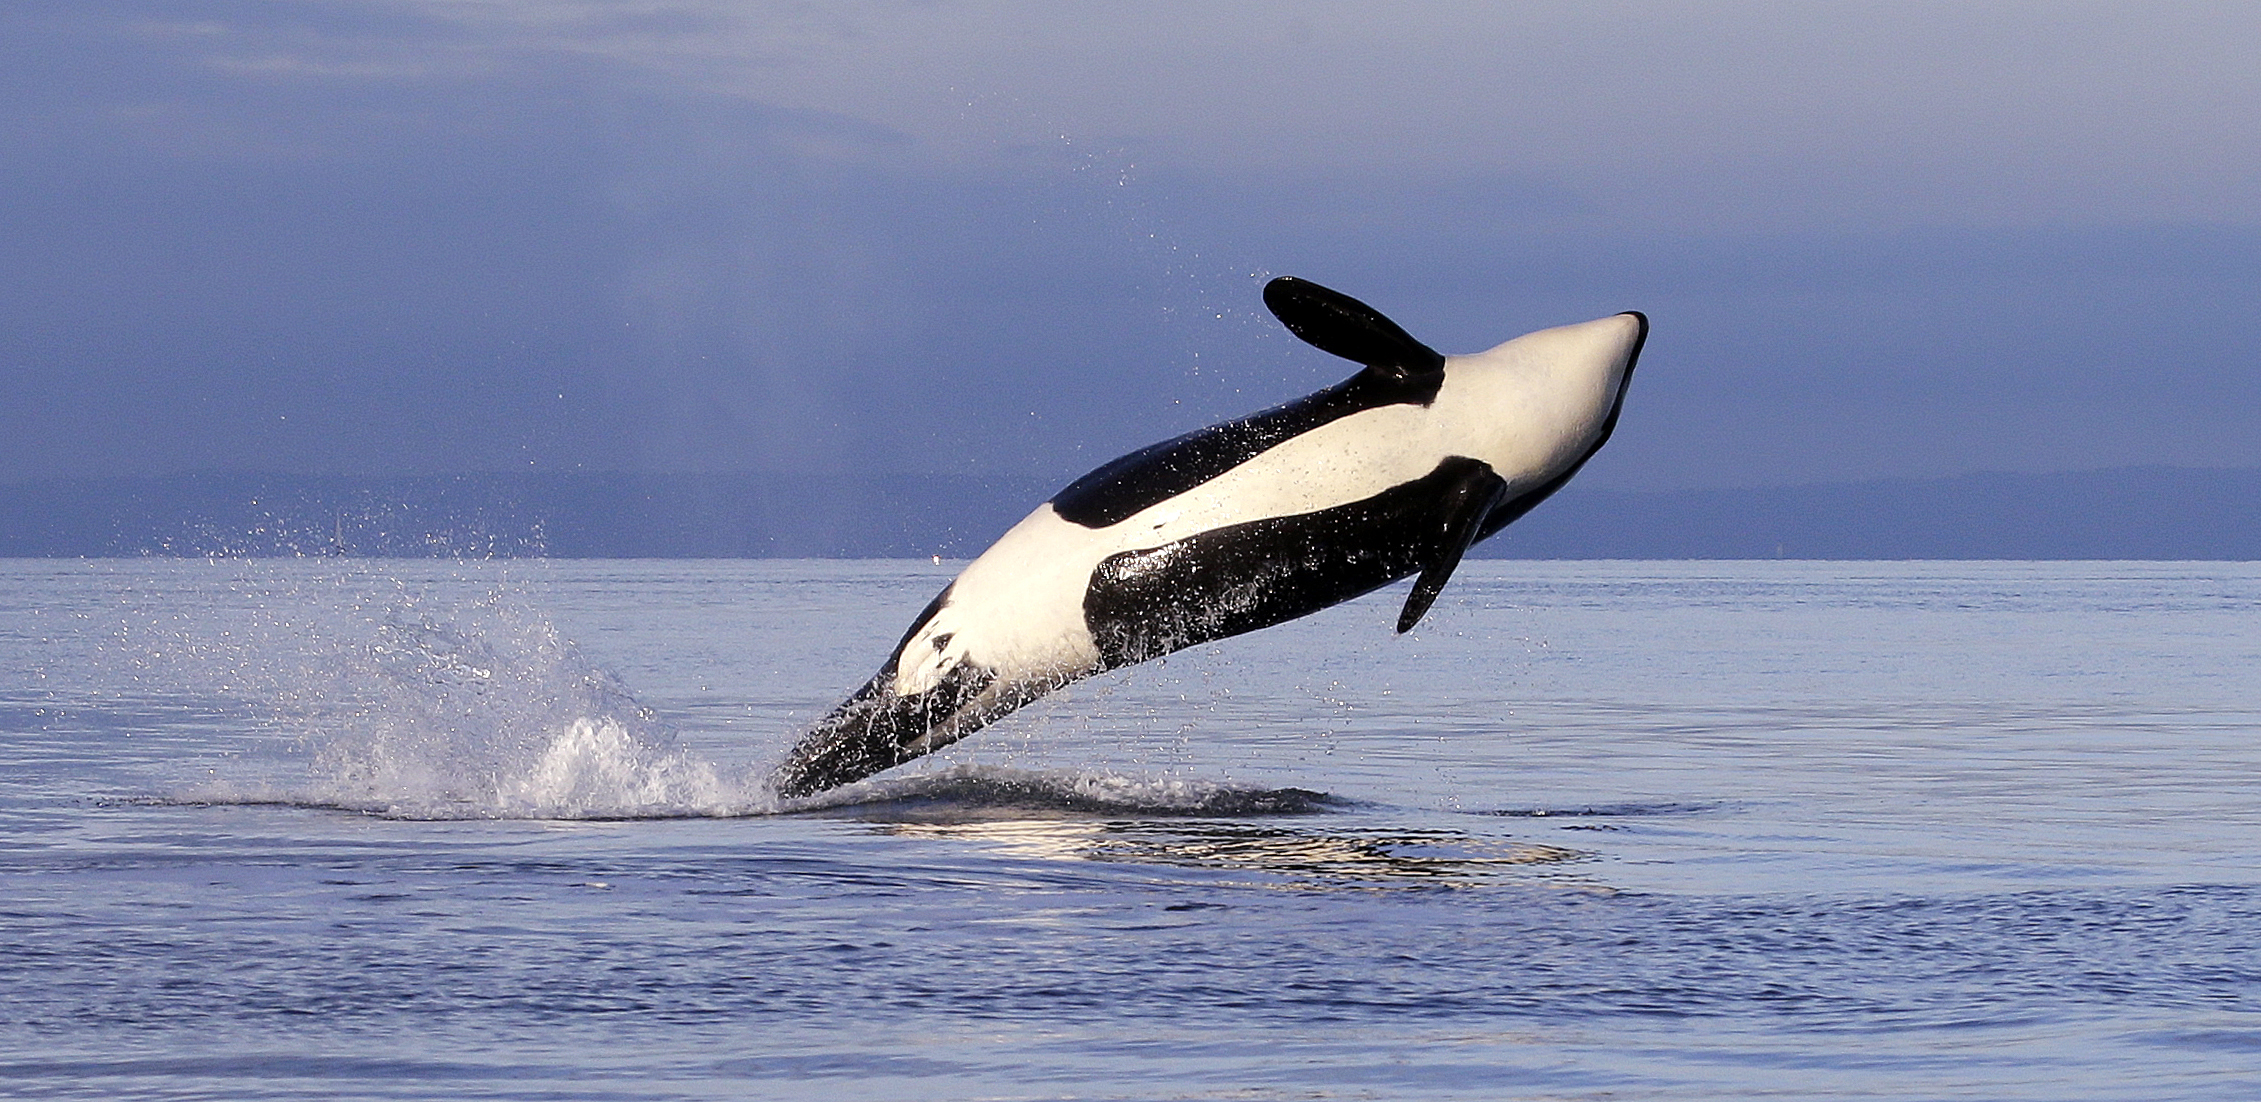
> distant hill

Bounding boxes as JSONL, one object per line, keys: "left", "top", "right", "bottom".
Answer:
{"left": 0, "top": 467, "right": 2254, "bottom": 560}
{"left": 0, "top": 472, "right": 1054, "bottom": 559}
{"left": 1486, "top": 467, "right": 2261, "bottom": 560}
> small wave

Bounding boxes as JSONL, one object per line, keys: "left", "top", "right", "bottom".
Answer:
{"left": 171, "top": 762, "right": 1336, "bottom": 824}
{"left": 781, "top": 765, "right": 1343, "bottom": 821}
{"left": 1472, "top": 801, "right": 1721, "bottom": 819}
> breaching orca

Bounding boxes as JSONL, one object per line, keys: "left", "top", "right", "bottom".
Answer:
{"left": 772, "top": 277, "right": 1646, "bottom": 797}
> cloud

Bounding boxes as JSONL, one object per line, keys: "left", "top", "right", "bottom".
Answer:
{"left": 2, "top": 1, "right": 2257, "bottom": 492}
{"left": 390, "top": 0, "right": 2261, "bottom": 230}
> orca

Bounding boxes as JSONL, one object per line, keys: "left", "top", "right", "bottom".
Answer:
{"left": 771, "top": 277, "right": 1647, "bottom": 798}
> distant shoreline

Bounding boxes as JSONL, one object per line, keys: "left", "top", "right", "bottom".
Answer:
{"left": 3, "top": 467, "right": 2255, "bottom": 561}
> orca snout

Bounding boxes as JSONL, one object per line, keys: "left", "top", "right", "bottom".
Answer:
{"left": 1611, "top": 311, "right": 1648, "bottom": 366}
{"left": 1567, "top": 310, "right": 1647, "bottom": 375}
{"left": 1528, "top": 310, "right": 1647, "bottom": 427}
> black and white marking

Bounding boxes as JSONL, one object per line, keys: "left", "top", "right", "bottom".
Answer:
{"left": 772, "top": 277, "right": 1647, "bottom": 797}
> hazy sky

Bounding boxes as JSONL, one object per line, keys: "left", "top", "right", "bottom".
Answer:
{"left": 5, "top": 1, "right": 2258, "bottom": 490}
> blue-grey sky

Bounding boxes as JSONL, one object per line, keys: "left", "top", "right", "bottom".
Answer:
{"left": 5, "top": 1, "right": 2258, "bottom": 490}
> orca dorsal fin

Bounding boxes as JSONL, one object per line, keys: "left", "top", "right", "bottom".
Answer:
{"left": 1264, "top": 277, "right": 1446, "bottom": 381}
{"left": 1398, "top": 459, "right": 1510, "bottom": 634}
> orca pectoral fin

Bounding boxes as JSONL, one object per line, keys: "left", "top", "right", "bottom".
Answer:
{"left": 1264, "top": 276, "right": 1446, "bottom": 381}
{"left": 1397, "top": 461, "right": 1509, "bottom": 634}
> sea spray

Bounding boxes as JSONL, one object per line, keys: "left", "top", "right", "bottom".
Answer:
{"left": 305, "top": 604, "right": 752, "bottom": 818}
{"left": 127, "top": 562, "right": 769, "bottom": 819}
{"left": 104, "top": 560, "right": 1338, "bottom": 821}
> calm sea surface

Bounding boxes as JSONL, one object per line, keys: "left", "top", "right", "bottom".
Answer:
{"left": 2, "top": 558, "right": 2258, "bottom": 1101}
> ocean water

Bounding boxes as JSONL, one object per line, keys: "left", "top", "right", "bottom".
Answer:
{"left": 3, "top": 557, "right": 2258, "bottom": 1101}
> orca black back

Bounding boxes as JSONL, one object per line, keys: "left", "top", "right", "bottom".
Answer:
{"left": 1052, "top": 278, "right": 1448, "bottom": 528}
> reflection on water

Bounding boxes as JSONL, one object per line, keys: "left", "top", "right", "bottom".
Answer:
{"left": 794, "top": 766, "right": 1595, "bottom": 888}
{"left": 882, "top": 817, "right": 1593, "bottom": 889}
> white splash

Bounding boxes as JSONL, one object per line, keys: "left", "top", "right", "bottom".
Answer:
{"left": 301, "top": 603, "right": 764, "bottom": 819}
{"left": 147, "top": 566, "right": 772, "bottom": 820}
{"left": 497, "top": 715, "right": 736, "bottom": 818}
